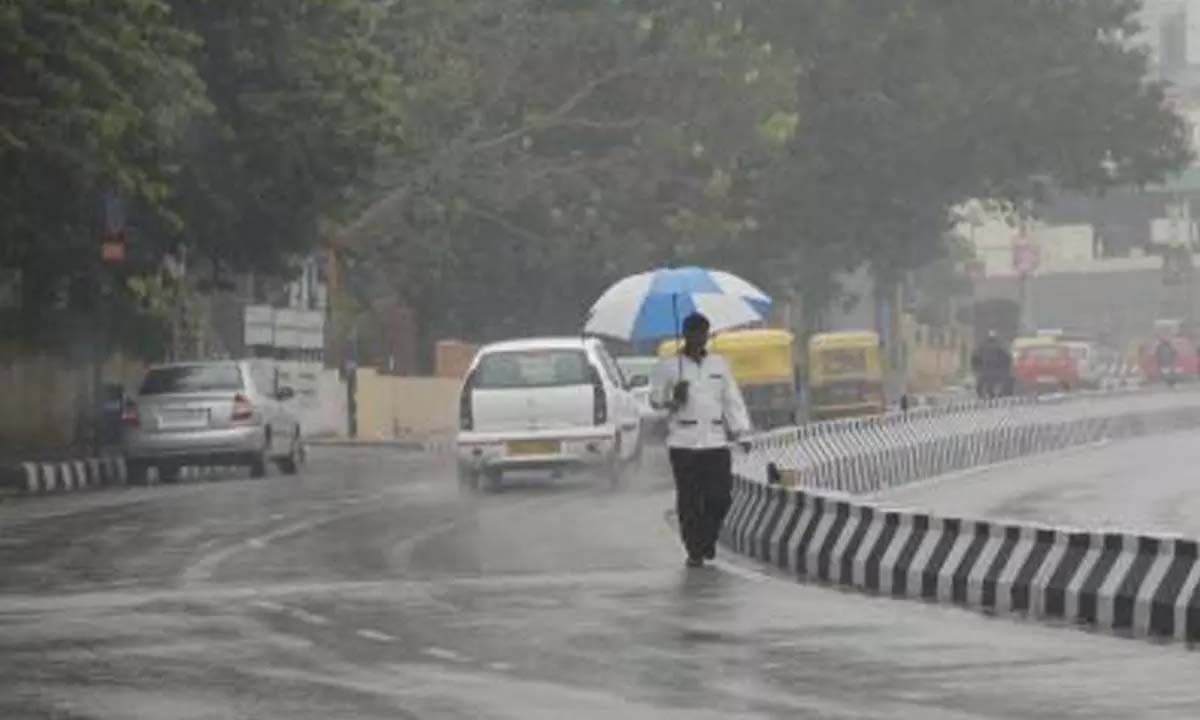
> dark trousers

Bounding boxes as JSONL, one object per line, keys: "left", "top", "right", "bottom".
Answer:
{"left": 669, "top": 447, "right": 733, "bottom": 560}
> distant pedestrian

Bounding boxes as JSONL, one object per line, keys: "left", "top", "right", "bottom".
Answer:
{"left": 971, "top": 331, "right": 1012, "bottom": 399}
{"left": 1155, "top": 337, "right": 1178, "bottom": 387}
{"left": 652, "top": 312, "right": 752, "bottom": 568}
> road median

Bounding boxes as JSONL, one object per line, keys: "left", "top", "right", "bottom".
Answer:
{"left": 722, "top": 479, "right": 1200, "bottom": 643}
{"left": 724, "top": 386, "right": 1200, "bottom": 644}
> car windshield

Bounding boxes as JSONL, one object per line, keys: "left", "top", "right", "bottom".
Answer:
{"left": 474, "top": 350, "right": 589, "bottom": 388}
{"left": 821, "top": 348, "right": 867, "bottom": 375}
{"left": 139, "top": 365, "right": 243, "bottom": 395}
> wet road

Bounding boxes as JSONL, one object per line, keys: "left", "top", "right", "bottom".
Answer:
{"left": 3, "top": 447, "right": 1200, "bottom": 719}
{"left": 877, "top": 429, "right": 1200, "bottom": 538}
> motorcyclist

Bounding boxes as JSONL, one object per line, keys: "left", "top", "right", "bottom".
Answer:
{"left": 971, "top": 331, "right": 1012, "bottom": 399}
{"left": 1155, "top": 337, "right": 1178, "bottom": 387}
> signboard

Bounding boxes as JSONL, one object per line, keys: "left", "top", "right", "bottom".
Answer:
{"left": 244, "top": 305, "right": 323, "bottom": 349}
{"left": 244, "top": 305, "right": 275, "bottom": 346}
{"left": 100, "top": 191, "right": 127, "bottom": 265}
{"left": 100, "top": 239, "right": 125, "bottom": 263}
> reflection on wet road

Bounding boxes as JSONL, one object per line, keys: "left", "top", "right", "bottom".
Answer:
{"left": 2, "top": 446, "right": 1199, "bottom": 719}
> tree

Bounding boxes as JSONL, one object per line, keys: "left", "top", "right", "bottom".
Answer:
{"left": 338, "top": 0, "right": 794, "bottom": 359}
{"left": 0, "top": 0, "right": 207, "bottom": 331}
{"left": 166, "top": 0, "right": 404, "bottom": 279}
{"left": 743, "top": 0, "right": 1191, "bottom": 305}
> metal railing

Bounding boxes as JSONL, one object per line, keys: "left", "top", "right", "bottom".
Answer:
{"left": 736, "top": 386, "right": 1200, "bottom": 494}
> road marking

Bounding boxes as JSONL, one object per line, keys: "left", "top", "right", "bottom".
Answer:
{"left": 488, "top": 661, "right": 514, "bottom": 672}
{"left": 179, "top": 487, "right": 411, "bottom": 585}
{"left": 269, "top": 513, "right": 285, "bottom": 521}
{"left": 355, "top": 628, "right": 396, "bottom": 643}
{"left": 251, "top": 600, "right": 287, "bottom": 613}
{"left": 288, "top": 608, "right": 332, "bottom": 627}
{"left": 0, "top": 569, "right": 672, "bottom": 614}
{"left": 423, "top": 646, "right": 468, "bottom": 663}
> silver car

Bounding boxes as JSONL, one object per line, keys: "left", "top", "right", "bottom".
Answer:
{"left": 122, "top": 360, "right": 302, "bottom": 482}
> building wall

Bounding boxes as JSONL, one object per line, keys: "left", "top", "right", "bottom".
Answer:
{"left": 274, "top": 361, "right": 347, "bottom": 438}
{"left": 975, "top": 255, "right": 1200, "bottom": 346}
{"left": 354, "top": 370, "right": 460, "bottom": 440}
{"left": 0, "top": 347, "right": 146, "bottom": 456}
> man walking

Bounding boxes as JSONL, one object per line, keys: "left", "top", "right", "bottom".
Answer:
{"left": 652, "top": 312, "right": 752, "bottom": 568}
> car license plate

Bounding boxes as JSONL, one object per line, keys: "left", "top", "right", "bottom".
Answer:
{"left": 159, "top": 409, "right": 208, "bottom": 429}
{"left": 1037, "top": 375, "right": 1057, "bottom": 384}
{"left": 507, "top": 440, "right": 561, "bottom": 456}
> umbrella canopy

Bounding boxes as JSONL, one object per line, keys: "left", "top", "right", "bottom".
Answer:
{"left": 584, "top": 266, "right": 771, "bottom": 343}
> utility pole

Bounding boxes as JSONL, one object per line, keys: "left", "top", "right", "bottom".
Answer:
{"left": 1014, "top": 212, "right": 1039, "bottom": 337}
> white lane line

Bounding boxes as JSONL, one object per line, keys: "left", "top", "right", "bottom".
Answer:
{"left": 269, "top": 514, "right": 285, "bottom": 521}
{"left": 355, "top": 628, "right": 396, "bottom": 643}
{"left": 423, "top": 646, "right": 468, "bottom": 663}
{"left": 180, "top": 487, "right": 410, "bottom": 585}
{"left": 251, "top": 600, "right": 288, "bottom": 613}
{"left": 488, "top": 662, "right": 514, "bottom": 672}
{"left": 288, "top": 608, "right": 332, "bottom": 627}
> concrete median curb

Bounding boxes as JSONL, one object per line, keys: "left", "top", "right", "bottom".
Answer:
{"left": 721, "top": 477, "right": 1200, "bottom": 644}
{"left": 0, "top": 455, "right": 127, "bottom": 494}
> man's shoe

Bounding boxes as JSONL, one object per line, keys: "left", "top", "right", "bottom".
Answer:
{"left": 685, "top": 556, "right": 704, "bottom": 568}
{"left": 704, "top": 546, "right": 715, "bottom": 560}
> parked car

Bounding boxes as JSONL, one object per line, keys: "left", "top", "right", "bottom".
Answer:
{"left": 123, "top": 360, "right": 302, "bottom": 482}
{"left": 616, "top": 355, "right": 666, "bottom": 442}
{"left": 455, "top": 337, "right": 643, "bottom": 490}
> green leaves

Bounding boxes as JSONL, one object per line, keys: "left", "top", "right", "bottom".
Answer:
{"left": 3, "top": 0, "right": 1192, "bottom": 355}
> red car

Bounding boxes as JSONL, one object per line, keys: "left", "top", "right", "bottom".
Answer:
{"left": 1139, "top": 338, "right": 1199, "bottom": 383}
{"left": 1014, "top": 343, "right": 1078, "bottom": 394}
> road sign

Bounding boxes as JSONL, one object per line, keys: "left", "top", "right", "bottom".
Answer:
{"left": 100, "top": 233, "right": 126, "bottom": 264}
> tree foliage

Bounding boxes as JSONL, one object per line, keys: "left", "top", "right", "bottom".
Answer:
{"left": 0, "top": 0, "right": 402, "bottom": 342}
{"left": 0, "top": 0, "right": 1192, "bottom": 357}
{"left": 341, "top": 0, "right": 1191, "bottom": 352}
{"left": 0, "top": 0, "right": 206, "bottom": 303}
{"left": 341, "top": 0, "right": 795, "bottom": 346}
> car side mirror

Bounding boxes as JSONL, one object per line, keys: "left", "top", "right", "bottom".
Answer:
{"left": 628, "top": 375, "right": 649, "bottom": 389}
{"left": 276, "top": 386, "right": 296, "bottom": 401}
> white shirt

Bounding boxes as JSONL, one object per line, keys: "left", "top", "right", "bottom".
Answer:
{"left": 650, "top": 351, "right": 752, "bottom": 449}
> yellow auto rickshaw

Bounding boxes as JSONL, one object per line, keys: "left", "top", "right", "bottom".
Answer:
{"left": 807, "top": 330, "right": 885, "bottom": 420}
{"left": 658, "top": 328, "right": 796, "bottom": 430}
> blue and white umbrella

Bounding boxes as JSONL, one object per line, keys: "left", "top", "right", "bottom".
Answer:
{"left": 584, "top": 266, "right": 772, "bottom": 342}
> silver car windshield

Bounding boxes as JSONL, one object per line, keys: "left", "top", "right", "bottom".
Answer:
{"left": 139, "top": 365, "right": 243, "bottom": 395}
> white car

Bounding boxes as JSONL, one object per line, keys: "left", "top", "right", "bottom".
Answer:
{"left": 455, "top": 337, "right": 643, "bottom": 490}
{"left": 615, "top": 356, "right": 657, "bottom": 409}
{"left": 616, "top": 355, "right": 667, "bottom": 442}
